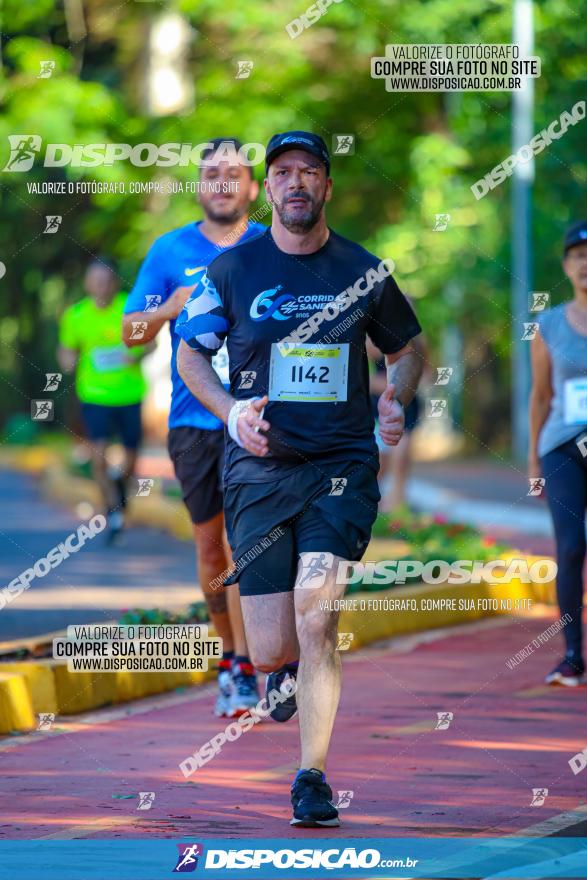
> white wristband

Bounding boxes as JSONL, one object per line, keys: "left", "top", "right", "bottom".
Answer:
{"left": 227, "top": 398, "right": 262, "bottom": 448}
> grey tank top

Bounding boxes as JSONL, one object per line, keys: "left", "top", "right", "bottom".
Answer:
{"left": 538, "top": 303, "right": 587, "bottom": 457}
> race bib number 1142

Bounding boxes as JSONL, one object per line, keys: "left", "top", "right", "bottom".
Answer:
{"left": 268, "top": 343, "right": 349, "bottom": 402}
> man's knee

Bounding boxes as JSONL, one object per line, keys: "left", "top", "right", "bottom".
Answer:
{"left": 247, "top": 632, "right": 298, "bottom": 672}
{"left": 194, "top": 530, "right": 227, "bottom": 572}
{"left": 199, "top": 543, "right": 227, "bottom": 572}
{"left": 297, "top": 607, "right": 337, "bottom": 650}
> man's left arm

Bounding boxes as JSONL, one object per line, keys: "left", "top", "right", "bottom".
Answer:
{"left": 366, "top": 273, "right": 424, "bottom": 447}
{"left": 377, "top": 339, "right": 423, "bottom": 446}
{"left": 385, "top": 333, "right": 425, "bottom": 407}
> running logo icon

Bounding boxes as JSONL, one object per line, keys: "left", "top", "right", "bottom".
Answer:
{"left": 31, "top": 400, "right": 54, "bottom": 421}
{"left": 130, "top": 321, "right": 148, "bottom": 340}
{"left": 173, "top": 843, "right": 204, "bottom": 872}
{"left": 3, "top": 135, "right": 42, "bottom": 172}
{"left": 530, "top": 787, "right": 548, "bottom": 806}
{"left": 528, "top": 477, "right": 545, "bottom": 496}
{"left": 332, "top": 134, "right": 355, "bottom": 155}
{"left": 435, "top": 367, "right": 453, "bottom": 385}
{"left": 530, "top": 292, "right": 550, "bottom": 312}
{"left": 433, "top": 213, "right": 451, "bottom": 231}
{"left": 37, "top": 61, "right": 55, "bottom": 78}
{"left": 144, "top": 294, "right": 162, "bottom": 312}
{"left": 44, "top": 216, "right": 62, "bottom": 234}
{"left": 428, "top": 399, "right": 447, "bottom": 418}
{"left": 335, "top": 790, "right": 354, "bottom": 808}
{"left": 250, "top": 285, "right": 296, "bottom": 321}
{"left": 239, "top": 370, "right": 256, "bottom": 390}
{"left": 329, "top": 477, "right": 347, "bottom": 496}
{"left": 37, "top": 713, "right": 55, "bottom": 731}
{"left": 522, "top": 322, "right": 539, "bottom": 340}
{"left": 297, "top": 552, "right": 334, "bottom": 589}
{"left": 44, "top": 373, "right": 62, "bottom": 391}
{"left": 136, "top": 479, "right": 154, "bottom": 497}
{"left": 435, "top": 711, "right": 454, "bottom": 730}
{"left": 137, "top": 792, "right": 155, "bottom": 810}
{"left": 236, "top": 61, "right": 253, "bottom": 79}
{"left": 336, "top": 632, "right": 354, "bottom": 651}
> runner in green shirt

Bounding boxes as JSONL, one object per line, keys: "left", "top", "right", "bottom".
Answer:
{"left": 58, "top": 259, "right": 149, "bottom": 542}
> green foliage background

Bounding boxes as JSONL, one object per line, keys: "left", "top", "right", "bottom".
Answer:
{"left": 0, "top": 0, "right": 585, "bottom": 448}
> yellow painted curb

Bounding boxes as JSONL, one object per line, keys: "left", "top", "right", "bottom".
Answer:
{"left": 0, "top": 446, "right": 58, "bottom": 475}
{"left": 340, "top": 560, "right": 557, "bottom": 650}
{"left": 49, "top": 661, "right": 117, "bottom": 715}
{"left": 0, "top": 662, "right": 57, "bottom": 714}
{"left": 0, "top": 672, "right": 36, "bottom": 733}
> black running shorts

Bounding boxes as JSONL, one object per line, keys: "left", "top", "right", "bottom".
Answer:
{"left": 223, "top": 459, "right": 380, "bottom": 596}
{"left": 167, "top": 426, "right": 225, "bottom": 525}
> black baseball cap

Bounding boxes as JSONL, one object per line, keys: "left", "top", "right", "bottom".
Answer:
{"left": 265, "top": 131, "right": 330, "bottom": 175}
{"left": 563, "top": 221, "right": 587, "bottom": 255}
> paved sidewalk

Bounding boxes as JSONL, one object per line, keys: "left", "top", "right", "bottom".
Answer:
{"left": 1, "top": 612, "right": 585, "bottom": 840}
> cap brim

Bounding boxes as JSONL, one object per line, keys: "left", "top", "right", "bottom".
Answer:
{"left": 266, "top": 143, "right": 329, "bottom": 171}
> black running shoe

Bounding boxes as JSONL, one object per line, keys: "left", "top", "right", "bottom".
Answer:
{"left": 545, "top": 655, "right": 585, "bottom": 687}
{"left": 265, "top": 665, "right": 297, "bottom": 722}
{"left": 290, "top": 768, "right": 340, "bottom": 827}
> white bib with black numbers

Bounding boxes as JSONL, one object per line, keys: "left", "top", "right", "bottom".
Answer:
{"left": 268, "top": 343, "right": 349, "bottom": 402}
{"left": 564, "top": 377, "right": 587, "bottom": 425}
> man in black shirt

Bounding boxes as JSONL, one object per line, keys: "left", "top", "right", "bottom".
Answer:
{"left": 176, "top": 131, "right": 423, "bottom": 827}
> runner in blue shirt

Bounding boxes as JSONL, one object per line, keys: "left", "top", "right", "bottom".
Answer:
{"left": 123, "top": 138, "right": 265, "bottom": 718}
{"left": 175, "top": 131, "right": 424, "bottom": 827}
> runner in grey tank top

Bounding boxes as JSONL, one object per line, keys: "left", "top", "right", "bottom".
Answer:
{"left": 537, "top": 304, "right": 587, "bottom": 457}
{"left": 529, "top": 220, "right": 587, "bottom": 687}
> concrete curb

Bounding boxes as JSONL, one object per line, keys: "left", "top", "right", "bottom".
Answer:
{"left": 0, "top": 658, "right": 217, "bottom": 733}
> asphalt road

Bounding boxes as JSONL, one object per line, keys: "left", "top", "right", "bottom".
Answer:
{"left": 0, "top": 468, "right": 199, "bottom": 641}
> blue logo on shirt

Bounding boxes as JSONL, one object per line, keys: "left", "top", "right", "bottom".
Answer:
{"left": 250, "top": 285, "right": 296, "bottom": 321}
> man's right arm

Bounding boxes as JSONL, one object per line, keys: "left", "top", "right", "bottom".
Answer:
{"left": 122, "top": 237, "right": 195, "bottom": 347}
{"left": 177, "top": 340, "right": 269, "bottom": 456}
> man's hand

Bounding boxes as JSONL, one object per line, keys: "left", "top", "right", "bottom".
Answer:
{"left": 161, "top": 285, "right": 196, "bottom": 320}
{"left": 378, "top": 383, "right": 405, "bottom": 446}
{"left": 235, "top": 395, "right": 271, "bottom": 457}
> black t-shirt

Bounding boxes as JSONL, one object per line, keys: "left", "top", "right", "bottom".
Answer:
{"left": 175, "top": 228, "right": 422, "bottom": 484}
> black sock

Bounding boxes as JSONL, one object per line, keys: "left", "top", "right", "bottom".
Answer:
{"left": 222, "top": 650, "right": 234, "bottom": 662}
{"left": 233, "top": 654, "right": 251, "bottom": 666}
{"left": 284, "top": 660, "right": 299, "bottom": 673}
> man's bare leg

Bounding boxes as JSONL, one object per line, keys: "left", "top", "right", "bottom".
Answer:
{"left": 240, "top": 591, "right": 298, "bottom": 672}
{"left": 192, "top": 512, "right": 233, "bottom": 651}
{"left": 294, "top": 553, "right": 346, "bottom": 771}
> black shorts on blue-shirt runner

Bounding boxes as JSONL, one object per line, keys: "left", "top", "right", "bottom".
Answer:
{"left": 167, "top": 426, "right": 225, "bottom": 524}
{"left": 224, "top": 459, "right": 380, "bottom": 596}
